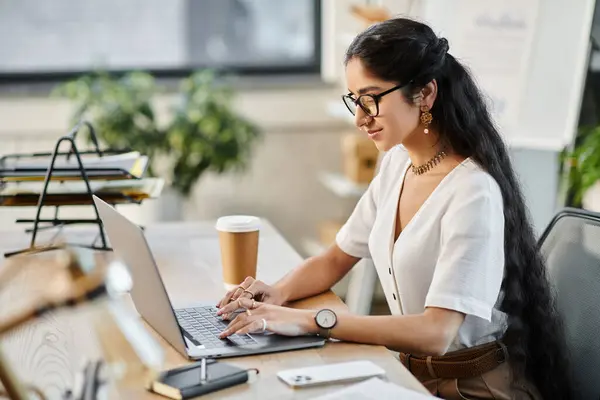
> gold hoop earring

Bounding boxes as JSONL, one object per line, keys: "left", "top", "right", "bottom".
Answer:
{"left": 420, "top": 106, "right": 432, "bottom": 134}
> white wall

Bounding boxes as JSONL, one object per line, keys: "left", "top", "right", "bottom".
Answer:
{"left": 321, "top": 0, "right": 419, "bottom": 86}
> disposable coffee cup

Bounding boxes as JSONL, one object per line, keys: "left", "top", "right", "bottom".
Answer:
{"left": 215, "top": 216, "right": 261, "bottom": 290}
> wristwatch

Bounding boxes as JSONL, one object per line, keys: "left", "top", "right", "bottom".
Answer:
{"left": 314, "top": 309, "right": 337, "bottom": 339}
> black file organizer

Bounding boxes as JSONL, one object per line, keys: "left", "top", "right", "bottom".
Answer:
{"left": 2, "top": 121, "right": 143, "bottom": 258}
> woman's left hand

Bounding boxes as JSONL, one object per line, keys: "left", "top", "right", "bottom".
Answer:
{"left": 218, "top": 297, "right": 318, "bottom": 338}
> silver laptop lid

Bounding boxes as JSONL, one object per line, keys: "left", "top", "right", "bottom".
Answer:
{"left": 93, "top": 196, "right": 188, "bottom": 356}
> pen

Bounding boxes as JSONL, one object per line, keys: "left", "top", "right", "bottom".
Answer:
{"left": 200, "top": 358, "right": 207, "bottom": 383}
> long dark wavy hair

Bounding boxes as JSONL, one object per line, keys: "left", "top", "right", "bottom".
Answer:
{"left": 345, "top": 18, "right": 572, "bottom": 398}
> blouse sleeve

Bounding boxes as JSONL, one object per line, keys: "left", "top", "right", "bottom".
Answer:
{"left": 424, "top": 175, "right": 505, "bottom": 321}
{"left": 335, "top": 149, "right": 394, "bottom": 259}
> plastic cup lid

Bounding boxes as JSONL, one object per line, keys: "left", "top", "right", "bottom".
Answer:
{"left": 215, "top": 215, "right": 261, "bottom": 233}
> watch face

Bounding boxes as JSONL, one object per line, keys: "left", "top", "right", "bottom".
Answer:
{"left": 316, "top": 309, "right": 336, "bottom": 329}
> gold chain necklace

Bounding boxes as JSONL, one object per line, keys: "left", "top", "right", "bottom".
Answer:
{"left": 410, "top": 149, "right": 447, "bottom": 175}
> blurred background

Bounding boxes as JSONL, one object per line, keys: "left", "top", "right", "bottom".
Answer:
{"left": 0, "top": 0, "right": 599, "bottom": 312}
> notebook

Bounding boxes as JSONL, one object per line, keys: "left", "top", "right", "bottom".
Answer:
{"left": 149, "top": 359, "right": 251, "bottom": 399}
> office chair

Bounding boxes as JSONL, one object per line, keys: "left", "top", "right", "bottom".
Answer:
{"left": 538, "top": 208, "right": 600, "bottom": 399}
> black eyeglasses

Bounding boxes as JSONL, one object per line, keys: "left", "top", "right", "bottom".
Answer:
{"left": 342, "top": 83, "right": 408, "bottom": 117}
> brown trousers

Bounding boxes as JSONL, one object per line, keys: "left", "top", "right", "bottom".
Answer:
{"left": 399, "top": 342, "right": 542, "bottom": 400}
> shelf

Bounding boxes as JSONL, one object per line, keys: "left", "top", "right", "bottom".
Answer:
{"left": 318, "top": 172, "right": 368, "bottom": 198}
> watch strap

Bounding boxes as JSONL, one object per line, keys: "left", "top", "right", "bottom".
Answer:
{"left": 317, "top": 327, "right": 331, "bottom": 339}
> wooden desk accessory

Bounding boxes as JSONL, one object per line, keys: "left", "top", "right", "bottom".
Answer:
{"left": 0, "top": 247, "right": 163, "bottom": 399}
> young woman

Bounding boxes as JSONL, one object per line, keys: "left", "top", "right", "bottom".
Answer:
{"left": 217, "top": 18, "right": 571, "bottom": 399}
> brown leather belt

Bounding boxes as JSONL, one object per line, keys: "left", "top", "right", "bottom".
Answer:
{"left": 399, "top": 341, "right": 508, "bottom": 379}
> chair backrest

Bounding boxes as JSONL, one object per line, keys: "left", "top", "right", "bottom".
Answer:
{"left": 538, "top": 208, "right": 600, "bottom": 399}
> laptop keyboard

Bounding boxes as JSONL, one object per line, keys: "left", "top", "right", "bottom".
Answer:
{"left": 175, "top": 306, "right": 257, "bottom": 349}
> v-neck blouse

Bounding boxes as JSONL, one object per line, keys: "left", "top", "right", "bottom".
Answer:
{"left": 336, "top": 145, "right": 507, "bottom": 351}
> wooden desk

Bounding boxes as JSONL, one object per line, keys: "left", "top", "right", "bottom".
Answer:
{"left": 0, "top": 221, "right": 428, "bottom": 399}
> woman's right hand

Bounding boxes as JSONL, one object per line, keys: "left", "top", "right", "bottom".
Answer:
{"left": 216, "top": 277, "right": 288, "bottom": 310}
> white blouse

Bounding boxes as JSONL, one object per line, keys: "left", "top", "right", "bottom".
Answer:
{"left": 336, "top": 145, "right": 507, "bottom": 351}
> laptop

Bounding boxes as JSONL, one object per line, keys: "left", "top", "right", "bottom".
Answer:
{"left": 92, "top": 196, "right": 325, "bottom": 360}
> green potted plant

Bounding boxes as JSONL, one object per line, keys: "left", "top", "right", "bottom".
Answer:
{"left": 563, "top": 125, "right": 600, "bottom": 210}
{"left": 166, "top": 70, "right": 261, "bottom": 196}
{"left": 53, "top": 71, "right": 165, "bottom": 166}
{"left": 54, "top": 69, "right": 261, "bottom": 217}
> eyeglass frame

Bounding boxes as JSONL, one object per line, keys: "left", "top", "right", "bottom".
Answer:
{"left": 342, "top": 81, "right": 412, "bottom": 117}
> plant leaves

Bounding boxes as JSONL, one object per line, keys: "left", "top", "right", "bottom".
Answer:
{"left": 53, "top": 68, "right": 261, "bottom": 197}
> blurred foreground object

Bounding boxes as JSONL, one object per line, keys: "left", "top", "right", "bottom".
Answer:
{"left": 0, "top": 247, "right": 163, "bottom": 399}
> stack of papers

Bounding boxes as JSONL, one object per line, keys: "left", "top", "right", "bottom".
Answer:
{"left": 313, "top": 378, "right": 434, "bottom": 399}
{"left": 0, "top": 178, "right": 164, "bottom": 206}
{"left": 0, "top": 151, "right": 148, "bottom": 181}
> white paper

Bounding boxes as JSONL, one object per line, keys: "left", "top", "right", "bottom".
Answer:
{"left": 4, "top": 151, "right": 141, "bottom": 169}
{"left": 313, "top": 378, "right": 434, "bottom": 400}
{"left": 421, "top": 0, "right": 539, "bottom": 131}
{"left": 1, "top": 177, "right": 164, "bottom": 198}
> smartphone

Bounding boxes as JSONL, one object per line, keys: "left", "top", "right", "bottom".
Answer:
{"left": 277, "top": 360, "right": 386, "bottom": 388}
